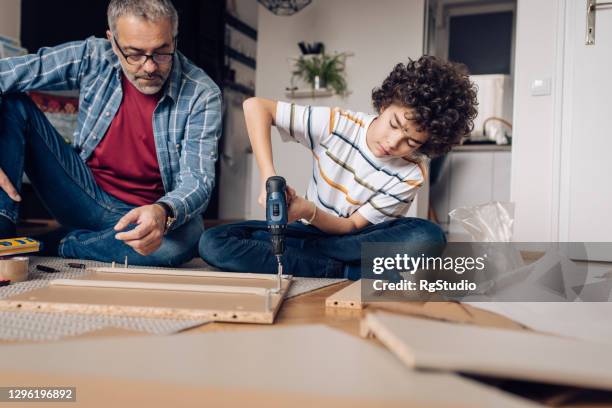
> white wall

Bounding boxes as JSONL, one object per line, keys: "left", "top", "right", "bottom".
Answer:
{"left": 248, "top": 0, "right": 425, "bottom": 219}
{"left": 0, "top": 0, "right": 21, "bottom": 39}
{"left": 510, "top": 0, "right": 561, "bottom": 241}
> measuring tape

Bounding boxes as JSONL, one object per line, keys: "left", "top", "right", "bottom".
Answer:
{"left": 0, "top": 237, "right": 40, "bottom": 257}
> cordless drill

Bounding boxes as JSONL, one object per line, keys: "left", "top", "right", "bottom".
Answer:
{"left": 266, "top": 176, "right": 287, "bottom": 291}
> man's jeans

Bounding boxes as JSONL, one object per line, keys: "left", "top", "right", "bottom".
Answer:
{"left": 0, "top": 93, "right": 202, "bottom": 266}
{"left": 199, "top": 218, "right": 446, "bottom": 280}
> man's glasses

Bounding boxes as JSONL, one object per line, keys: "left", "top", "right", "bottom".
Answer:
{"left": 112, "top": 36, "right": 176, "bottom": 66}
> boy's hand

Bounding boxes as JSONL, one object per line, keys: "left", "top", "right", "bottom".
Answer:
{"left": 287, "top": 195, "right": 314, "bottom": 223}
{"left": 258, "top": 181, "right": 298, "bottom": 208}
{"left": 258, "top": 185, "right": 267, "bottom": 208}
{"left": 286, "top": 185, "right": 297, "bottom": 205}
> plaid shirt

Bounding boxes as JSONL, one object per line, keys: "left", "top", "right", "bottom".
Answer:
{"left": 0, "top": 37, "right": 222, "bottom": 229}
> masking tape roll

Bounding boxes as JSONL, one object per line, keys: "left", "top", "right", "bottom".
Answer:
{"left": 0, "top": 257, "right": 29, "bottom": 283}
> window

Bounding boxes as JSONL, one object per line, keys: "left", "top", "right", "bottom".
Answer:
{"left": 448, "top": 11, "right": 513, "bottom": 75}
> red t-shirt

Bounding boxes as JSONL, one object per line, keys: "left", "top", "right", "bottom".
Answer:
{"left": 87, "top": 75, "right": 165, "bottom": 206}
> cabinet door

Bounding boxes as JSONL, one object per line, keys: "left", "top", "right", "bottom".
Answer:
{"left": 492, "top": 151, "right": 512, "bottom": 202}
{"left": 448, "top": 152, "right": 494, "bottom": 234}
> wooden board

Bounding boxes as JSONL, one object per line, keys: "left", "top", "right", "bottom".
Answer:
{"left": 362, "top": 311, "right": 612, "bottom": 391}
{"left": 368, "top": 301, "right": 525, "bottom": 330}
{"left": 325, "top": 280, "right": 523, "bottom": 330}
{"left": 0, "top": 267, "right": 292, "bottom": 324}
{"left": 0, "top": 325, "right": 539, "bottom": 408}
{"left": 325, "top": 279, "right": 362, "bottom": 309}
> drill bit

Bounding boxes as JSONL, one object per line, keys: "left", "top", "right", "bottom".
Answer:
{"left": 276, "top": 255, "right": 283, "bottom": 292}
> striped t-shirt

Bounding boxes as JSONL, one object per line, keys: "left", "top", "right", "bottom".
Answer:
{"left": 275, "top": 102, "right": 426, "bottom": 225}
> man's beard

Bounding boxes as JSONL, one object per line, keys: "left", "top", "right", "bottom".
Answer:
{"left": 125, "top": 71, "right": 168, "bottom": 95}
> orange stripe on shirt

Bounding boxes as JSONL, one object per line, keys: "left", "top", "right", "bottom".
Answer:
{"left": 312, "top": 152, "right": 362, "bottom": 205}
{"left": 402, "top": 157, "right": 427, "bottom": 187}
{"left": 329, "top": 107, "right": 338, "bottom": 134}
{"left": 339, "top": 110, "right": 365, "bottom": 127}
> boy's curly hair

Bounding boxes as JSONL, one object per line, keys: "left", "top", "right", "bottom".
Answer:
{"left": 372, "top": 56, "right": 478, "bottom": 157}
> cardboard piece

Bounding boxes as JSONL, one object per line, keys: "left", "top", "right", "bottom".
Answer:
{"left": 0, "top": 267, "right": 292, "bottom": 324}
{"left": 0, "top": 325, "right": 539, "bottom": 408}
{"left": 362, "top": 311, "right": 612, "bottom": 391}
{"left": 326, "top": 280, "right": 523, "bottom": 330}
{"left": 467, "top": 302, "right": 612, "bottom": 345}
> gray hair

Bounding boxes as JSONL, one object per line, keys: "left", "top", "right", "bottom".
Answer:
{"left": 107, "top": 0, "right": 179, "bottom": 37}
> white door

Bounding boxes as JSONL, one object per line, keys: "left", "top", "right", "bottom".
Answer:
{"left": 559, "top": 0, "right": 612, "bottom": 260}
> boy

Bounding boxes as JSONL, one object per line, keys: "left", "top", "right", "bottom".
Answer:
{"left": 199, "top": 56, "right": 477, "bottom": 279}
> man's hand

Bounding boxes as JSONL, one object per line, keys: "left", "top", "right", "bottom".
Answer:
{"left": 114, "top": 204, "right": 167, "bottom": 256}
{"left": 0, "top": 168, "right": 21, "bottom": 202}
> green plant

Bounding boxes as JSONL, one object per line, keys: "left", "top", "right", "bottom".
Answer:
{"left": 292, "top": 53, "right": 348, "bottom": 96}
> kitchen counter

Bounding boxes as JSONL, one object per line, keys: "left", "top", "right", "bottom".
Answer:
{"left": 453, "top": 143, "right": 512, "bottom": 152}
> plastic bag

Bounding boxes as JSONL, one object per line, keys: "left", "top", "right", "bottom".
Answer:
{"left": 448, "top": 201, "right": 516, "bottom": 242}
{"left": 451, "top": 203, "right": 594, "bottom": 301}
{"left": 449, "top": 202, "right": 524, "bottom": 289}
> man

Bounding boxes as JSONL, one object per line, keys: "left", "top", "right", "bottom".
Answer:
{"left": 0, "top": 0, "right": 222, "bottom": 266}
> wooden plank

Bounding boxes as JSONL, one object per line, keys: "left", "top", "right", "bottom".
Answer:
{"left": 362, "top": 311, "right": 612, "bottom": 391}
{"left": 75, "top": 269, "right": 286, "bottom": 290}
{"left": 0, "top": 270, "right": 292, "bottom": 324}
{"left": 325, "top": 280, "right": 523, "bottom": 330}
{"left": 326, "top": 280, "right": 362, "bottom": 309}
{"left": 50, "top": 279, "right": 272, "bottom": 296}
{"left": 90, "top": 266, "right": 284, "bottom": 281}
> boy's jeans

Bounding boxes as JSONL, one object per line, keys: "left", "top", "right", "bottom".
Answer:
{"left": 199, "top": 218, "right": 447, "bottom": 280}
{"left": 0, "top": 93, "right": 202, "bottom": 267}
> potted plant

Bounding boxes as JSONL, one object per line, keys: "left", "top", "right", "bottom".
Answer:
{"left": 292, "top": 52, "right": 349, "bottom": 96}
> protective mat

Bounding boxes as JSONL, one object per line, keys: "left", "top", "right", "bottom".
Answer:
{"left": 0, "top": 257, "right": 211, "bottom": 341}
{"left": 0, "top": 257, "right": 345, "bottom": 342}
{"left": 288, "top": 277, "right": 346, "bottom": 298}
{"left": 0, "top": 311, "right": 207, "bottom": 342}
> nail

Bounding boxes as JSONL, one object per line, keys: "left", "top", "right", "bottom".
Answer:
{"left": 36, "top": 265, "right": 60, "bottom": 273}
{"left": 66, "top": 263, "right": 86, "bottom": 269}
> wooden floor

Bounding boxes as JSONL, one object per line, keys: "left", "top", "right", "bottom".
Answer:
{"left": 184, "top": 281, "right": 612, "bottom": 408}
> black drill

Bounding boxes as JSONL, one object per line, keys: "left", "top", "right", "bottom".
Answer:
{"left": 266, "top": 176, "right": 288, "bottom": 290}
